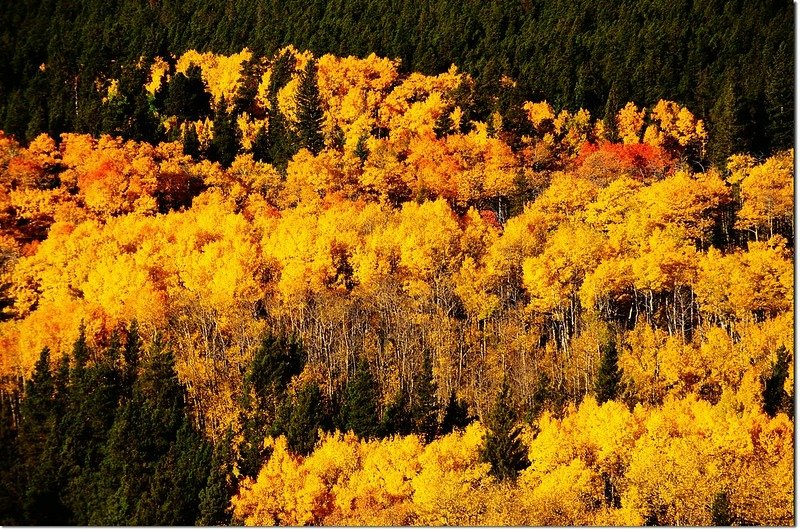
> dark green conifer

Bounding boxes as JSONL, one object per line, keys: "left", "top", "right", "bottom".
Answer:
{"left": 295, "top": 60, "right": 325, "bottom": 155}
{"left": 410, "top": 352, "right": 439, "bottom": 442}
{"left": 182, "top": 122, "right": 201, "bottom": 159}
{"left": 380, "top": 391, "right": 412, "bottom": 437}
{"left": 595, "top": 338, "right": 621, "bottom": 404}
{"left": 284, "top": 382, "right": 324, "bottom": 456}
{"left": 341, "top": 357, "right": 380, "bottom": 439}
{"left": 198, "top": 429, "right": 235, "bottom": 526}
{"left": 710, "top": 491, "right": 733, "bottom": 526}
{"left": 481, "top": 379, "right": 529, "bottom": 482}
{"left": 164, "top": 64, "right": 211, "bottom": 122}
{"left": 440, "top": 391, "right": 471, "bottom": 435}
{"left": 208, "top": 98, "right": 240, "bottom": 168}
{"left": 763, "top": 345, "right": 790, "bottom": 417}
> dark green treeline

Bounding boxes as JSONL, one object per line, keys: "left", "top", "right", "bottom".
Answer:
{"left": 0, "top": 0, "right": 793, "bottom": 164}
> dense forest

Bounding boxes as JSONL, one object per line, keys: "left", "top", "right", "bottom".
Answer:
{"left": 0, "top": 44, "right": 793, "bottom": 525}
{"left": 0, "top": 0, "right": 793, "bottom": 164}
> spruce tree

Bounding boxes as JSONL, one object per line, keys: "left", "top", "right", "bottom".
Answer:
{"left": 72, "top": 321, "right": 90, "bottom": 369}
{"left": 0, "top": 387, "right": 22, "bottom": 524}
{"left": 198, "top": 429, "right": 235, "bottom": 526}
{"left": 60, "top": 330, "right": 123, "bottom": 523}
{"left": 410, "top": 352, "right": 439, "bottom": 442}
{"left": 135, "top": 421, "right": 211, "bottom": 525}
{"left": 341, "top": 357, "right": 380, "bottom": 439}
{"left": 239, "top": 334, "right": 305, "bottom": 477}
{"left": 182, "top": 122, "right": 201, "bottom": 159}
{"left": 284, "top": 382, "right": 324, "bottom": 456}
{"left": 481, "top": 380, "right": 529, "bottom": 482}
{"left": 19, "top": 348, "right": 70, "bottom": 524}
{"left": 434, "top": 106, "right": 454, "bottom": 138}
{"left": 122, "top": 320, "right": 141, "bottom": 399}
{"left": 164, "top": 64, "right": 211, "bottom": 122}
{"left": 710, "top": 491, "right": 733, "bottom": 526}
{"left": 763, "top": 345, "right": 790, "bottom": 417}
{"left": 208, "top": 98, "right": 240, "bottom": 168}
{"left": 264, "top": 100, "right": 298, "bottom": 170}
{"left": 440, "top": 391, "right": 471, "bottom": 435}
{"left": 295, "top": 60, "right": 325, "bottom": 155}
{"left": 251, "top": 125, "right": 270, "bottom": 163}
{"left": 595, "top": 339, "right": 621, "bottom": 404}
{"left": 380, "top": 391, "right": 412, "bottom": 437}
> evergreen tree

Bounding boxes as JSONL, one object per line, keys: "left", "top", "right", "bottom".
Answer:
{"left": 208, "top": 98, "right": 240, "bottom": 168}
{"left": 595, "top": 338, "right": 621, "bottom": 404}
{"left": 709, "top": 78, "right": 746, "bottom": 166}
{"left": 72, "top": 321, "right": 90, "bottom": 369}
{"left": 233, "top": 57, "right": 266, "bottom": 117}
{"left": 250, "top": 125, "right": 270, "bottom": 163}
{"left": 182, "top": 122, "right": 201, "bottom": 159}
{"left": 198, "top": 429, "right": 235, "bottom": 526}
{"left": 90, "top": 335, "right": 192, "bottom": 525}
{"left": 764, "top": 43, "right": 793, "bottom": 151}
{"left": 264, "top": 100, "right": 298, "bottom": 170}
{"left": 440, "top": 391, "right": 471, "bottom": 435}
{"left": 295, "top": 59, "right": 325, "bottom": 155}
{"left": 380, "top": 391, "right": 412, "bottom": 437}
{"left": 410, "top": 352, "right": 439, "bottom": 442}
{"left": 0, "top": 387, "right": 22, "bottom": 525}
{"left": 283, "top": 382, "right": 324, "bottom": 456}
{"left": 245, "top": 334, "right": 305, "bottom": 417}
{"left": 122, "top": 320, "right": 141, "bottom": 398}
{"left": 341, "top": 357, "right": 380, "bottom": 439}
{"left": 135, "top": 421, "right": 211, "bottom": 525}
{"left": 164, "top": 64, "right": 211, "bottom": 122}
{"left": 763, "top": 345, "right": 790, "bottom": 417}
{"left": 481, "top": 379, "right": 529, "bottom": 482}
{"left": 18, "top": 347, "right": 71, "bottom": 524}
{"left": 60, "top": 331, "right": 123, "bottom": 524}
{"left": 710, "top": 491, "right": 733, "bottom": 526}
{"left": 239, "top": 334, "right": 305, "bottom": 477}
{"left": 434, "top": 105, "right": 455, "bottom": 138}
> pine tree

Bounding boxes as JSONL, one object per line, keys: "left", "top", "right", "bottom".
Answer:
{"left": 135, "top": 421, "right": 211, "bottom": 525}
{"left": 295, "top": 60, "right": 325, "bottom": 155}
{"left": 72, "top": 321, "right": 90, "bottom": 369}
{"left": 595, "top": 339, "right": 621, "bottom": 404}
{"left": 709, "top": 78, "right": 746, "bottom": 166}
{"left": 122, "top": 320, "right": 141, "bottom": 399}
{"left": 481, "top": 380, "right": 529, "bottom": 482}
{"left": 0, "top": 387, "right": 22, "bottom": 524}
{"left": 410, "top": 352, "right": 439, "bottom": 442}
{"left": 245, "top": 334, "right": 305, "bottom": 419}
{"left": 440, "top": 391, "right": 471, "bottom": 435}
{"left": 264, "top": 99, "right": 298, "bottom": 170}
{"left": 380, "top": 391, "right": 412, "bottom": 437}
{"left": 91, "top": 335, "right": 192, "bottom": 525}
{"left": 341, "top": 357, "right": 380, "bottom": 439}
{"left": 60, "top": 329, "right": 124, "bottom": 523}
{"left": 284, "top": 382, "right": 324, "bottom": 456}
{"left": 19, "top": 348, "right": 71, "bottom": 524}
{"left": 250, "top": 125, "right": 270, "bottom": 163}
{"left": 208, "top": 98, "right": 240, "bottom": 168}
{"left": 182, "top": 122, "right": 201, "bottom": 159}
{"left": 434, "top": 106, "right": 454, "bottom": 138}
{"left": 164, "top": 64, "right": 211, "bottom": 122}
{"left": 239, "top": 334, "right": 305, "bottom": 477}
{"left": 710, "top": 491, "right": 733, "bottom": 526}
{"left": 763, "top": 345, "right": 789, "bottom": 417}
{"left": 233, "top": 57, "right": 266, "bottom": 117}
{"left": 198, "top": 429, "right": 235, "bottom": 526}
